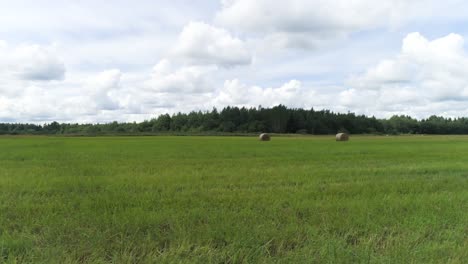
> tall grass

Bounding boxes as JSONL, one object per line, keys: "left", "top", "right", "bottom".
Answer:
{"left": 0, "top": 136, "right": 467, "bottom": 263}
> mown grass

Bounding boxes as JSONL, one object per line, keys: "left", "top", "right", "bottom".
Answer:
{"left": 0, "top": 135, "right": 467, "bottom": 263}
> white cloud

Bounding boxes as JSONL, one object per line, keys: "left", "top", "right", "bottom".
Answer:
{"left": 2, "top": 1, "right": 468, "bottom": 123}
{"left": 146, "top": 59, "right": 216, "bottom": 93}
{"left": 173, "top": 21, "right": 251, "bottom": 67}
{"left": 0, "top": 41, "right": 65, "bottom": 81}
{"left": 216, "top": 0, "right": 465, "bottom": 49}
{"left": 345, "top": 32, "right": 468, "bottom": 117}
{"left": 0, "top": 85, "right": 94, "bottom": 123}
{"left": 215, "top": 79, "right": 317, "bottom": 107}
{"left": 216, "top": 0, "right": 390, "bottom": 48}
{"left": 0, "top": 69, "right": 124, "bottom": 122}
{"left": 87, "top": 69, "right": 122, "bottom": 110}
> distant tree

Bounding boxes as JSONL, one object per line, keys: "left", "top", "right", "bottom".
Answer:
{"left": 2, "top": 105, "right": 468, "bottom": 135}
{"left": 153, "top": 114, "right": 171, "bottom": 131}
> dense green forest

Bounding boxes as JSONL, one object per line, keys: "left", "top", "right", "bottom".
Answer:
{"left": 2, "top": 105, "right": 468, "bottom": 135}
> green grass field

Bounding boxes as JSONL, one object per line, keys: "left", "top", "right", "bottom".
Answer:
{"left": 0, "top": 136, "right": 467, "bottom": 263}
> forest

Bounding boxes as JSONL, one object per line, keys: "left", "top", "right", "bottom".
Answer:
{"left": 2, "top": 105, "right": 468, "bottom": 135}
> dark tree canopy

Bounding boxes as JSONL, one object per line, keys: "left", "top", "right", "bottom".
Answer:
{"left": 1, "top": 105, "right": 468, "bottom": 135}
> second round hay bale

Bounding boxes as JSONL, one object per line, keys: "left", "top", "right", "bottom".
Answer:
{"left": 259, "top": 133, "right": 271, "bottom": 141}
{"left": 336, "top": 133, "right": 349, "bottom": 141}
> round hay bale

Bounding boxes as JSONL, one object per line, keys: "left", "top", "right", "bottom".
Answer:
{"left": 259, "top": 133, "right": 271, "bottom": 141}
{"left": 336, "top": 133, "right": 349, "bottom": 141}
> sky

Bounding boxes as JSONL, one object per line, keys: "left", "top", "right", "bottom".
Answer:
{"left": 1, "top": 0, "right": 468, "bottom": 123}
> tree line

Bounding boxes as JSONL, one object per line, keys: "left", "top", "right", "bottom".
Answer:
{"left": 2, "top": 105, "right": 468, "bottom": 135}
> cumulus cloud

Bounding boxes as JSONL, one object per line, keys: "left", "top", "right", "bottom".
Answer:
{"left": 344, "top": 32, "right": 468, "bottom": 117}
{"left": 0, "top": 85, "right": 96, "bottom": 123}
{"left": 3, "top": 1, "right": 468, "bottom": 123}
{"left": 87, "top": 69, "right": 122, "bottom": 110}
{"left": 214, "top": 79, "right": 318, "bottom": 107}
{"left": 216, "top": 0, "right": 462, "bottom": 49}
{"left": 0, "top": 69, "right": 125, "bottom": 123}
{"left": 146, "top": 59, "right": 216, "bottom": 93}
{"left": 216, "top": 0, "right": 387, "bottom": 48}
{"left": 0, "top": 42, "right": 66, "bottom": 81}
{"left": 173, "top": 21, "right": 251, "bottom": 67}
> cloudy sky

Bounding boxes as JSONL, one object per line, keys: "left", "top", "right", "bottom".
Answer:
{"left": 1, "top": 0, "right": 468, "bottom": 123}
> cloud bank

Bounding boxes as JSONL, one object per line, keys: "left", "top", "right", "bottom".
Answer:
{"left": 1, "top": 1, "right": 468, "bottom": 123}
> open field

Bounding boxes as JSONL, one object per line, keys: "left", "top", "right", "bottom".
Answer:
{"left": 0, "top": 135, "right": 467, "bottom": 263}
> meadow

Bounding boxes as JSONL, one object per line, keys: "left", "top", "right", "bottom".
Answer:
{"left": 0, "top": 135, "right": 467, "bottom": 263}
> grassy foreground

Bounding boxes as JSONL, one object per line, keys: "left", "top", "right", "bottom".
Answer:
{"left": 0, "top": 136, "right": 467, "bottom": 263}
